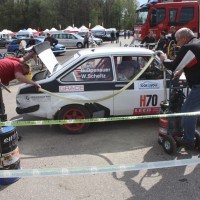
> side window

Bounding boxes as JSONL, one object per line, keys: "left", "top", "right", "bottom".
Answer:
{"left": 61, "top": 57, "right": 113, "bottom": 82}
{"left": 62, "top": 34, "right": 67, "bottom": 39}
{"left": 179, "top": 7, "right": 194, "bottom": 25}
{"left": 138, "top": 57, "right": 167, "bottom": 80}
{"left": 53, "top": 34, "right": 58, "bottom": 39}
{"left": 169, "top": 8, "right": 178, "bottom": 23}
{"left": 156, "top": 8, "right": 166, "bottom": 24}
{"left": 70, "top": 35, "right": 76, "bottom": 39}
{"left": 68, "top": 34, "right": 73, "bottom": 39}
{"left": 116, "top": 56, "right": 140, "bottom": 81}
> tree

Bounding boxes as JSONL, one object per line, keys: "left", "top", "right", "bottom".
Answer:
{"left": 0, "top": 0, "right": 138, "bottom": 31}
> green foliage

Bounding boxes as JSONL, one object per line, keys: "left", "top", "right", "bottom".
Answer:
{"left": 0, "top": 0, "right": 138, "bottom": 31}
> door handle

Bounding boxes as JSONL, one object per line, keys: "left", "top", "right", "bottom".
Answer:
{"left": 115, "top": 84, "right": 126, "bottom": 87}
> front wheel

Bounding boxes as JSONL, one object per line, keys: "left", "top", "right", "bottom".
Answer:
{"left": 57, "top": 105, "right": 91, "bottom": 134}
{"left": 162, "top": 135, "right": 177, "bottom": 155}
{"left": 77, "top": 42, "right": 83, "bottom": 48}
{"left": 195, "top": 130, "right": 200, "bottom": 150}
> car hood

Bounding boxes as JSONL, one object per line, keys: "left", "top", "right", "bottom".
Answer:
{"left": 34, "top": 41, "right": 62, "bottom": 74}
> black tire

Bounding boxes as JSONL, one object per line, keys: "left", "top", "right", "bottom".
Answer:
{"left": 158, "top": 135, "right": 164, "bottom": 145}
{"left": 162, "top": 135, "right": 177, "bottom": 155}
{"left": 77, "top": 42, "right": 83, "bottom": 48}
{"left": 57, "top": 105, "right": 91, "bottom": 134}
{"left": 195, "top": 130, "right": 200, "bottom": 150}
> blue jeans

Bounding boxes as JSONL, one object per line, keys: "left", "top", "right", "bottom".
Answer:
{"left": 181, "top": 85, "right": 200, "bottom": 142}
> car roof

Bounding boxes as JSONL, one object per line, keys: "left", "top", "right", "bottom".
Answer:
{"left": 11, "top": 38, "right": 43, "bottom": 43}
{"left": 77, "top": 47, "right": 154, "bottom": 57}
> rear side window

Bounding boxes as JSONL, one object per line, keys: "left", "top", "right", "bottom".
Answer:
{"left": 61, "top": 57, "right": 113, "bottom": 82}
{"left": 156, "top": 8, "right": 166, "bottom": 24}
{"left": 179, "top": 7, "right": 194, "bottom": 25}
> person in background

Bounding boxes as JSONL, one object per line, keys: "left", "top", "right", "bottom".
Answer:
{"left": 26, "top": 36, "right": 38, "bottom": 66}
{"left": 155, "top": 31, "right": 168, "bottom": 53}
{"left": 84, "top": 32, "right": 89, "bottom": 48}
{"left": 169, "top": 26, "right": 177, "bottom": 43}
{"left": 44, "top": 32, "right": 58, "bottom": 47}
{"left": 27, "top": 35, "right": 35, "bottom": 47}
{"left": 127, "top": 30, "right": 131, "bottom": 39}
{"left": 124, "top": 30, "right": 127, "bottom": 39}
{"left": 110, "top": 30, "right": 115, "bottom": 43}
{"left": 140, "top": 30, "right": 156, "bottom": 49}
{"left": 116, "top": 30, "right": 120, "bottom": 43}
{"left": 160, "top": 27, "right": 200, "bottom": 149}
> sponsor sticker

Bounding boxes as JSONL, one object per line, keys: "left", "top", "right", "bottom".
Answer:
{"left": 138, "top": 81, "right": 160, "bottom": 89}
{"left": 1, "top": 147, "right": 20, "bottom": 167}
{"left": 133, "top": 107, "right": 160, "bottom": 115}
{"left": 22, "top": 95, "right": 51, "bottom": 102}
{"left": 59, "top": 85, "right": 84, "bottom": 92}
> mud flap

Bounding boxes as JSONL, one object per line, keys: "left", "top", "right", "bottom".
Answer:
{"left": 85, "top": 103, "right": 110, "bottom": 118}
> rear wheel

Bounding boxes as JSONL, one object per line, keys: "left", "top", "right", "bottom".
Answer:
{"left": 57, "top": 105, "right": 91, "bottom": 134}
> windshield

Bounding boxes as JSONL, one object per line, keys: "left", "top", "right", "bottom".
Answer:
{"left": 50, "top": 52, "right": 81, "bottom": 76}
{"left": 135, "top": 9, "right": 149, "bottom": 25}
{"left": 74, "top": 34, "right": 83, "bottom": 39}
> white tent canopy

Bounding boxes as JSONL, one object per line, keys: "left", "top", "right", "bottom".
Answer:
{"left": 73, "top": 27, "right": 79, "bottom": 32}
{"left": 49, "top": 27, "right": 58, "bottom": 32}
{"left": 91, "top": 25, "right": 105, "bottom": 31}
{"left": 27, "top": 28, "right": 33, "bottom": 32}
{"left": 15, "top": 29, "right": 33, "bottom": 37}
{"left": 64, "top": 26, "right": 73, "bottom": 32}
{"left": 1, "top": 29, "right": 13, "bottom": 34}
{"left": 79, "top": 25, "right": 89, "bottom": 32}
{"left": 64, "top": 26, "right": 79, "bottom": 33}
{"left": 43, "top": 29, "right": 50, "bottom": 32}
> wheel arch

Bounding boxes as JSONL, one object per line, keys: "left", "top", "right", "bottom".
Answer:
{"left": 54, "top": 103, "right": 91, "bottom": 119}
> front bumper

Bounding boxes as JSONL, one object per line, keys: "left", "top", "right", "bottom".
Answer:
{"left": 16, "top": 104, "right": 40, "bottom": 114}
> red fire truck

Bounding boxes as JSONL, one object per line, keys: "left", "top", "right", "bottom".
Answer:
{"left": 134, "top": 0, "right": 200, "bottom": 41}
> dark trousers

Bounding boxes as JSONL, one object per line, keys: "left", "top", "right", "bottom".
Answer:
{"left": 0, "top": 86, "right": 6, "bottom": 120}
{"left": 84, "top": 41, "right": 89, "bottom": 48}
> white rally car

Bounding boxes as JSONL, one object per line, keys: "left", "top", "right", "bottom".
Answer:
{"left": 16, "top": 47, "right": 187, "bottom": 133}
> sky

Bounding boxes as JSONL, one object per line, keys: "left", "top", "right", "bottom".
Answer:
{"left": 139, "top": 0, "right": 148, "bottom": 5}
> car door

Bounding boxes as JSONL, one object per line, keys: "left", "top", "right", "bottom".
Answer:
{"left": 113, "top": 55, "right": 168, "bottom": 116}
{"left": 66, "top": 34, "right": 74, "bottom": 47}
{"left": 58, "top": 56, "right": 115, "bottom": 114}
{"left": 60, "top": 33, "right": 68, "bottom": 46}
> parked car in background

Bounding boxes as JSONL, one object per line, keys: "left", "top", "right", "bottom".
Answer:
{"left": 7, "top": 38, "right": 66, "bottom": 56}
{"left": 51, "top": 32, "right": 84, "bottom": 48}
{"left": 77, "top": 32, "right": 103, "bottom": 45}
{"left": 0, "top": 38, "right": 12, "bottom": 48}
{"left": 15, "top": 47, "right": 182, "bottom": 134}
{"left": 93, "top": 32, "right": 116, "bottom": 42}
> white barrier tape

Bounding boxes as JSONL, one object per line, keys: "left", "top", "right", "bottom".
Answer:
{"left": 0, "top": 158, "right": 200, "bottom": 178}
{"left": 1, "top": 111, "right": 200, "bottom": 126}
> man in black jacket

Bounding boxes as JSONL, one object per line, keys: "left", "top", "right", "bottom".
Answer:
{"left": 44, "top": 33, "right": 58, "bottom": 46}
{"left": 160, "top": 28, "right": 200, "bottom": 149}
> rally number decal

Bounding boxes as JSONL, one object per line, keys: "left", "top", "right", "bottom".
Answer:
{"left": 140, "top": 95, "right": 158, "bottom": 107}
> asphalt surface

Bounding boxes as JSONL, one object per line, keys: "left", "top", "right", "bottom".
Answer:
{"left": 1, "top": 37, "right": 200, "bottom": 200}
